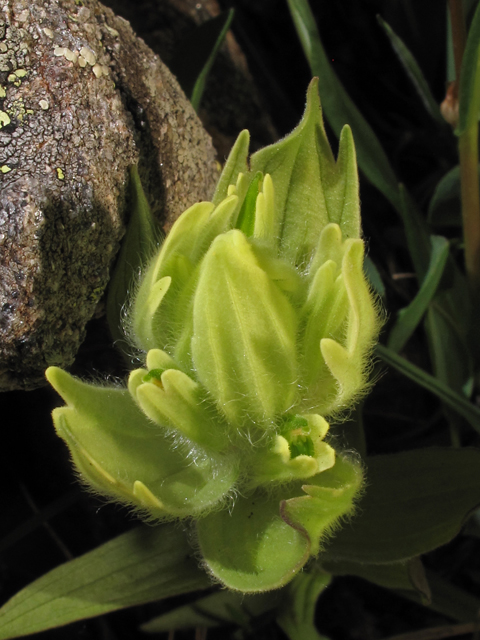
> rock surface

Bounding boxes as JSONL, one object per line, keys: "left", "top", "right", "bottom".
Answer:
{"left": 0, "top": 0, "right": 218, "bottom": 390}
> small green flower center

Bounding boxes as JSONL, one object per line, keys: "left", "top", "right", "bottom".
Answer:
{"left": 280, "top": 414, "right": 315, "bottom": 459}
{"left": 142, "top": 369, "right": 164, "bottom": 387}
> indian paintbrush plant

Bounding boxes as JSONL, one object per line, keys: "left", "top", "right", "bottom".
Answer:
{"left": 45, "top": 79, "right": 381, "bottom": 593}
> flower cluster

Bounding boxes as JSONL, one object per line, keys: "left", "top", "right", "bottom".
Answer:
{"left": 46, "top": 79, "right": 381, "bottom": 592}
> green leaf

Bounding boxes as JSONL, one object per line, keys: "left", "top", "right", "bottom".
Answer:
{"left": 388, "top": 235, "right": 450, "bottom": 353}
{"left": 276, "top": 571, "right": 332, "bottom": 640}
{"left": 285, "top": 0, "right": 401, "bottom": 211}
{"left": 324, "top": 448, "right": 480, "bottom": 564}
{"left": 363, "top": 255, "right": 385, "bottom": 298}
{"left": 457, "top": 0, "right": 480, "bottom": 136}
{"left": 427, "top": 165, "right": 463, "bottom": 227}
{"left": 376, "top": 343, "right": 480, "bottom": 433}
{"left": 398, "top": 184, "right": 432, "bottom": 281}
{"left": 403, "top": 570, "right": 480, "bottom": 622}
{"left": 169, "top": 10, "right": 235, "bottom": 112}
{"left": 0, "top": 524, "right": 210, "bottom": 640}
{"left": 141, "top": 590, "right": 279, "bottom": 633}
{"left": 425, "top": 265, "right": 473, "bottom": 396}
{"left": 322, "top": 558, "right": 431, "bottom": 601}
{"left": 377, "top": 16, "right": 445, "bottom": 125}
{"left": 106, "top": 166, "right": 159, "bottom": 351}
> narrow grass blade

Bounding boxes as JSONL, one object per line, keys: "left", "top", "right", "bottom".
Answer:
{"left": 285, "top": 0, "right": 401, "bottom": 211}
{"left": 0, "top": 524, "right": 210, "bottom": 640}
{"left": 376, "top": 343, "right": 480, "bottom": 433}
{"left": 364, "top": 256, "right": 385, "bottom": 299}
{"left": 323, "top": 558, "right": 430, "bottom": 600}
{"left": 142, "top": 590, "right": 279, "bottom": 633}
{"left": 457, "top": 1, "right": 480, "bottom": 136}
{"left": 401, "top": 570, "right": 480, "bottom": 622}
{"left": 106, "top": 166, "right": 160, "bottom": 351}
{"left": 285, "top": 0, "right": 433, "bottom": 279}
{"left": 377, "top": 16, "right": 445, "bottom": 125}
{"left": 398, "top": 185, "right": 432, "bottom": 281}
{"left": 427, "top": 165, "right": 463, "bottom": 227}
{"left": 388, "top": 236, "right": 449, "bottom": 353}
{"left": 169, "top": 10, "right": 234, "bottom": 112}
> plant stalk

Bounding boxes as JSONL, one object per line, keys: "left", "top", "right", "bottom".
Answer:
{"left": 450, "top": 0, "right": 480, "bottom": 296}
{"left": 449, "top": 0, "right": 467, "bottom": 93}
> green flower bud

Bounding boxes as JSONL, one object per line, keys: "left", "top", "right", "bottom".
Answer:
{"left": 191, "top": 228, "right": 298, "bottom": 425}
{"left": 47, "top": 79, "right": 381, "bottom": 593}
{"left": 46, "top": 366, "right": 238, "bottom": 519}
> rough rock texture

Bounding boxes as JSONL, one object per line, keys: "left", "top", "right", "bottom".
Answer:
{"left": 0, "top": 0, "right": 218, "bottom": 390}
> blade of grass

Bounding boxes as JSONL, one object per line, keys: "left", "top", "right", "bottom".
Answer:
{"left": 285, "top": 0, "right": 432, "bottom": 278}
{"left": 388, "top": 236, "right": 450, "bottom": 353}
{"left": 364, "top": 256, "right": 386, "bottom": 299}
{"left": 142, "top": 591, "right": 279, "bottom": 633}
{"left": 376, "top": 343, "right": 480, "bottom": 433}
{"left": 106, "top": 166, "right": 160, "bottom": 353}
{"left": 400, "top": 570, "right": 480, "bottom": 622}
{"left": 377, "top": 15, "right": 445, "bottom": 125}
{"left": 285, "top": 0, "right": 400, "bottom": 210}
{"left": 455, "top": 0, "right": 480, "bottom": 294}
{"left": 169, "top": 10, "right": 235, "bottom": 113}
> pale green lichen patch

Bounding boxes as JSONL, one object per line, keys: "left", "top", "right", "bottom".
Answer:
{"left": 64, "top": 49, "right": 78, "bottom": 63}
{"left": 43, "top": 27, "right": 54, "bottom": 39}
{"left": 14, "top": 69, "right": 27, "bottom": 78}
{"left": 39, "top": 99, "right": 49, "bottom": 110}
{"left": 0, "top": 165, "right": 12, "bottom": 173}
{"left": 7, "top": 98, "right": 32, "bottom": 122}
{"left": 105, "top": 25, "right": 119, "bottom": 37}
{"left": 7, "top": 74, "right": 17, "bottom": 83}
{"left": 0, "top": 111, "right": 11, "bottom": 128}
{"left": 0, "top": 86, "right": 5, "bottom": 98}
{"left": 92, "top": 64, "right": 109, "bottom": 78}
{"left": 79, "top": 46, "right": 96, "bottom": 66}
{"left": 56, "top": 167, "right": 65, "bottom": 180}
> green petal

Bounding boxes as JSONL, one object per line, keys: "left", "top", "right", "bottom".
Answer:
{"left": 320, "top": 240, "right": 380, "bottom": 411}
{"left": 192, "top": 229, "right": 298, "bottom": 425}
{"left": 132, "top": 368, "right": 230, "bottom": 451}
{"left": 46, "top": 367, "right": 236, "bottom": 519}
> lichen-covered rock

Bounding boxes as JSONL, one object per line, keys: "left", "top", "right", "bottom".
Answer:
{"left": 0, "top": 0, "right": 218, "bottom": 390}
